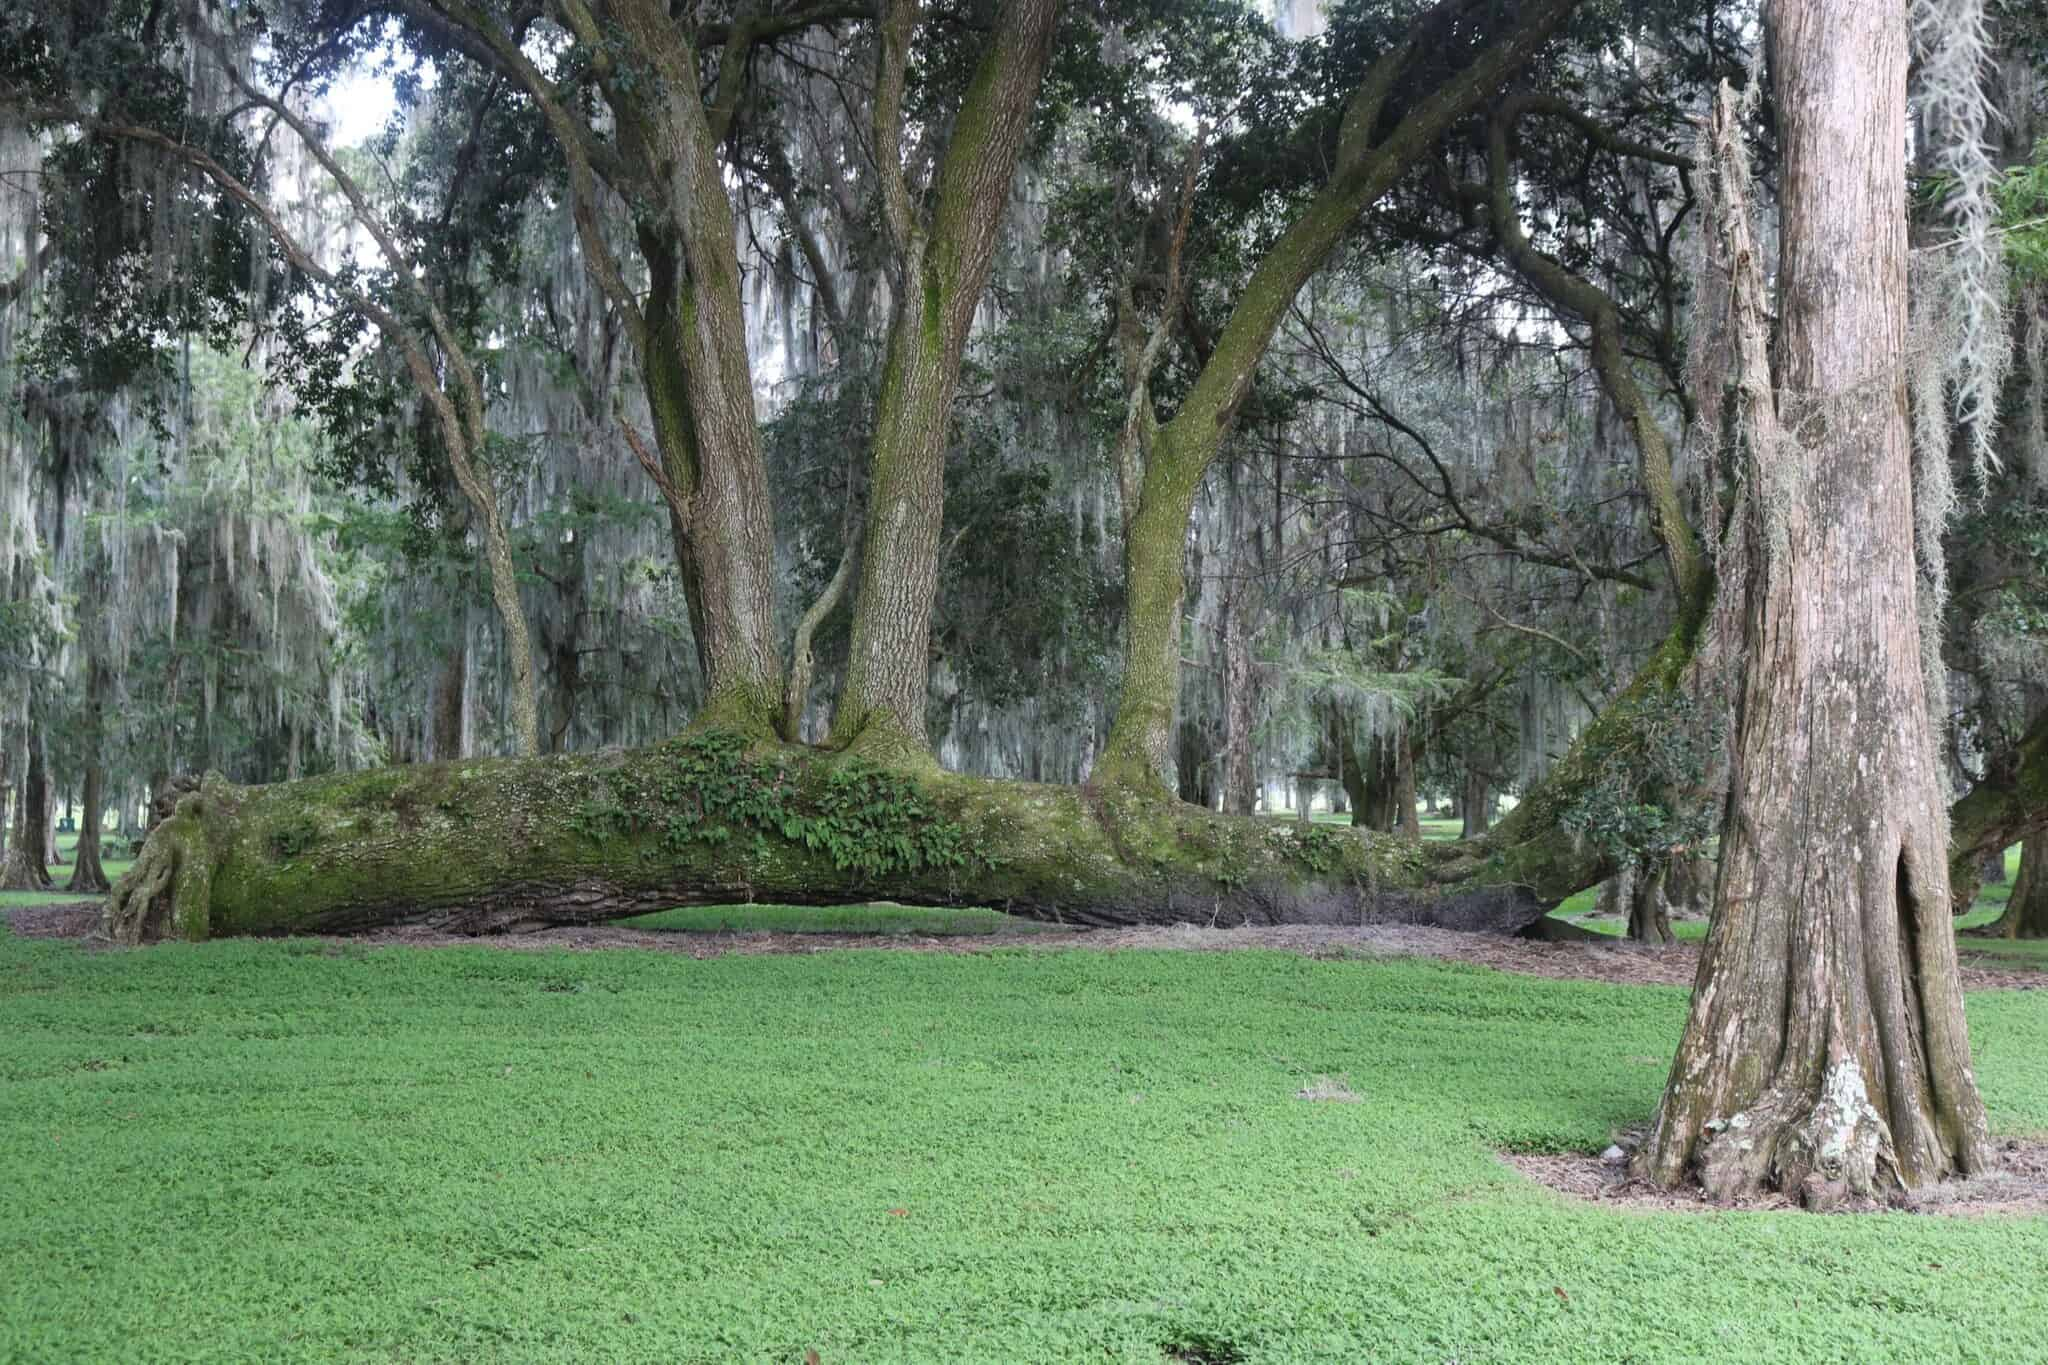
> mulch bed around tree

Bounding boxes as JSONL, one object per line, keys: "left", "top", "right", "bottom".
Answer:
{"left": 8, "top": 902, "right": 2047, "bottom": 991}
{"left": 6, "top": 902, "right": 104, "bottom": 939}
{"left": 1507, "top": 1137, "right": 2048, "bottom": 1217}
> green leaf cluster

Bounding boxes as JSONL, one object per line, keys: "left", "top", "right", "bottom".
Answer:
{"left": 1555, "top": 687, "right": 1719, "bottom": 862}
{"left": 571, "top": 732, "right": 973, "bottom": 879}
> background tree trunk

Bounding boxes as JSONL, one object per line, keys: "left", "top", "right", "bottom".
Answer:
{"left": 1946, "top": 708, "right": 2048, "bottom": 910}
{"left": 430, "top": 637, "right": 467, "bottom": 762}
{"left": 45, "top": 791, "right": 66, "bottom": 865}
{"left": 1988, "top": 839, "right": 2046, "bottom": 938}
{"left": 1460, "top": 768, "right": 1493, "bottom": 838}
{"left": 66, "top": 658, "right": 111, "bottom": 892}
{"left": 65, "top": 763, "right": 110, "bottom": 893}
{"left": 1340, "top": 724, "right": 1400, "bottom": 831}
{"left": 1635, "top": 36, "right": 1988, "bottom": 1203}
{"left": 1395, "top": 741, "right": 1422, "bottom": 839}
{"left": 1624, "top": 858, "right": 1674, "bottom": 945}
{"left": 1220, "top": 589, "right": 1258, "bottom": 815}
{"left": 0, "top": 738, "right": 53, "bottom": 890}
{"left": 1980, "top": 847, "right": 2007, "bottom": 885}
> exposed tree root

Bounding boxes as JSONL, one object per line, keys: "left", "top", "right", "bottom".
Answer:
{"left": 100, "top": 789, "right": 215, "bottom": 945}
{"left": 1690, "top": 1062, "right": 1901, "bottom": 1209}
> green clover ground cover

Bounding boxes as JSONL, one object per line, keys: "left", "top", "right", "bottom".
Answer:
{"left": 4, "top": 926, "right": 2047, "bottom": 1363}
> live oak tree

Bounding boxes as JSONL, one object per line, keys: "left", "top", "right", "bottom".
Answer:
{"left": 1633, "top": 13, "right": 1990, "bottom": 1201}
{"left": 15, "top": 0, "right": 2040, "bottom": 953}
{"left": 1088, "top": 0, "right": 1585, "bottom": 790}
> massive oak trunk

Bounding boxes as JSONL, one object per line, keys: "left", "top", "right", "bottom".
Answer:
{"left": 99, "top": 732, "right": 1611, "bottom": 944}
{"left": 99, "top": 576, "right": 1732, "bottom": 947}
{"left": 1634, "top": 38, "right": 1989, "bottom": 1202}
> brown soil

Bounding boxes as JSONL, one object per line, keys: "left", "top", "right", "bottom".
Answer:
{"left": 1507, "top": 1137, "right": 2048, "bottom": 1216}
{"left": 6, "top": 902, "right": 103, "bottom": 939}
{"left": 8, "top": 902, "right": 2046, "bottom": 990}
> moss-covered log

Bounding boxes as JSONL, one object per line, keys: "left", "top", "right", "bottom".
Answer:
{"left": 98, "top": 729, "right": 1634, "bottom": 944}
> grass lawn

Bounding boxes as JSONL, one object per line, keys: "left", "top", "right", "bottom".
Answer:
{"left": 5, "top": 922, "right": 2047, "bottom": 1362}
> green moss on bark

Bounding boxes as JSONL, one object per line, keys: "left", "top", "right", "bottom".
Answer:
{"left": 101, "top": 735, "right": 1562, "bottom": 943}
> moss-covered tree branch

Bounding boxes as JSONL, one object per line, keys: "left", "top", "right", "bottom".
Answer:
{"left": 1094, "top": 0, "right": 1584, "bottom": 790}
{"left": 104, "top": 715, "right": 1684, "bottom": 945}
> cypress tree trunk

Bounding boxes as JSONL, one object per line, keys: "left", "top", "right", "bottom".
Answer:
{"left": 1979, "top": 848, "right": 2007, "bottom": 885}
{"left": 1635, "top": 36, "right": 1989, "bottom": 1202}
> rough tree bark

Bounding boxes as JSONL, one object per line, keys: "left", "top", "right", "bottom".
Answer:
{"left": 1634, "top": 42, "right": 1989, "bottom": 1202}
